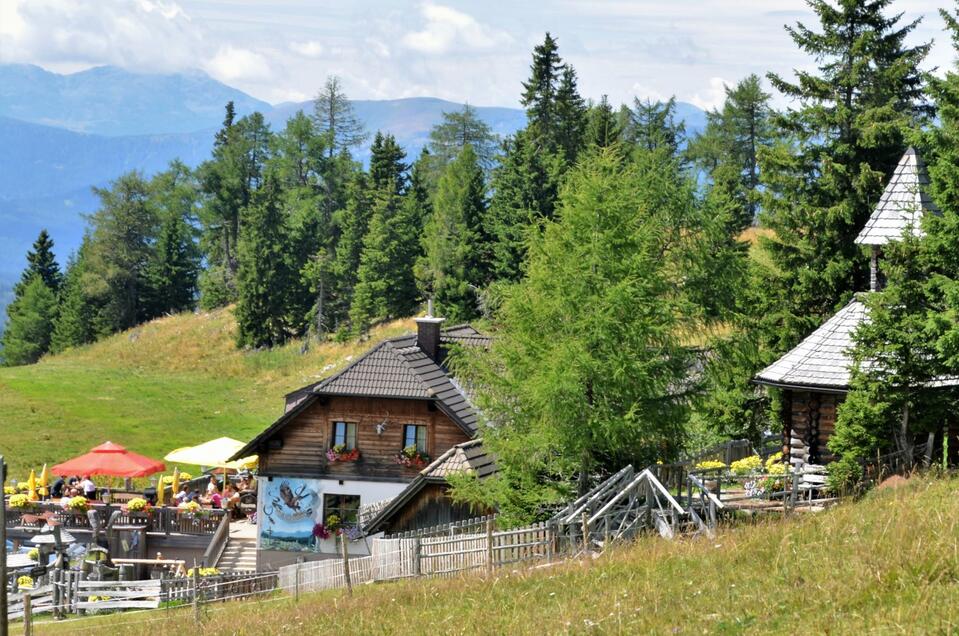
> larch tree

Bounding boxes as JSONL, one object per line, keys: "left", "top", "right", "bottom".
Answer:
{"left": 427, "top": 105, "right": 498, "bottom": 174}
{"left": 1, "top": 275, "right": 58, "bottom": 366}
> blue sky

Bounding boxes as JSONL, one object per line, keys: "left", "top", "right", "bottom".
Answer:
{"left": 0, "top": 0, "right": 954, "bottom": 109}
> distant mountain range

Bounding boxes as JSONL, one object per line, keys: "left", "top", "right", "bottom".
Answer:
{"left": 0, "top": 63, "right": 706, "bottom": 319}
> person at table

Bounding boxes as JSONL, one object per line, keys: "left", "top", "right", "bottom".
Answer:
{"left": 201, "top": 490, "right": 222, "bottom": 509}
{"left": 222, "top": 483, "right": 240, "bottom": 515}
{"left": 80, "top": 475, "right": 97, "bottom": 500}
{"left": 173, "top": 484, "right": 190, "bottom": 505}
{"left": 206, "top": 475, "right": 220, "bottom": 496}
{"left": 50, "top": 477, "right": 65, "bottom": 499}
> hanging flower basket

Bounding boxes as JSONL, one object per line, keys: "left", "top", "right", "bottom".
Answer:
{"left": 326, "top": 445, "right": 361, "bottom": 462}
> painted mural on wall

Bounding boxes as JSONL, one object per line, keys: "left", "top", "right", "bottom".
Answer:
{"left": 260, "top": 477, "right": 321, "bottom": 552}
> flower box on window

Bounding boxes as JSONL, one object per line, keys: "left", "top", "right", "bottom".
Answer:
{"left": 394, "top": 445, "right": 430, "bottom": 468}
{"left": 326, "top": 444, "right": 361, "bottom": 462}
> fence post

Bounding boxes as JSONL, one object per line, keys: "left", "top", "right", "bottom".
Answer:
{"left": 22, "top": 592, "right": 32, "bottom": 636}
{"left": 581, "top": 511, "right": 589, "bottom": 553}
{"left": 545, "top": 523, "right": 553, "bottom": 563}
{"left": 412, "top": 538, "right": 421, "bottom": 577}
{"left": 294, "top": 560, "right": 301, "bottom": 601}
{"left": 340, "top": 536, "right": 352, "bottom": 596}
{"left": 486, "top": 519, "right": 494, "bottom": 573}
{"left": 192, "top": 562, "right": 200, "bottom": 625}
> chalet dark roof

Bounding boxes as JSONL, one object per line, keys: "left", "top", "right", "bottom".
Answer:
{"left": 754, "top": 299, "right": 867, "bottom": 391}
{"left": 856, "top": 147, "right": 940, "bottom": 246}
{"left": 231, "top": 325, "right": 487, "bottom": 460}
{"left": 362, "top": 439, "right": 496, "bottom": 534}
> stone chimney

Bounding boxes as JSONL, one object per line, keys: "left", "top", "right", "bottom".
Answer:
{"left": 416, "top": 299, "right": 445, "bottom": 363}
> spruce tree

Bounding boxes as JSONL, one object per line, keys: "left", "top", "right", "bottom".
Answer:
{"left": 17, "top": 230, "right": 62, "bottom": 295}
{"left": 757, "top": 0, "right": 930, "bottom": 353}
{"left": 586, "top": 95, "right": 622, "bottom": 150}
{"left": 141, "top": 213, "right": 198, "bottom": 320}
{"left": 1, "top": 275, "right": 57, "bottom": 366}
{"left": 368, "top": 132, "right": 407, "bottom": 194}
{"left": 554, "top": 65, "right": 588, "bottom": 164}
{"left": 50, "top": 240, "right": 97, "bottom": 353}
{"left": 329, "top": 172, "right": 373, "bottom": 326}
{"left": 521, "top": 33, "right": 563, "bottom": 150}
{"left": 235, "top": 176, "right": 295, "bottom": 348}
{"left": 418, "top": 145, "right": 489, "bottom": 321}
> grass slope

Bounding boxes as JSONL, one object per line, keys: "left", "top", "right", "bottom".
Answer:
{"left": 34, "top": 475, "right": 959, "bottom": 635}
{"left": 0, "top": 308, "right": 415, "bottom": 480}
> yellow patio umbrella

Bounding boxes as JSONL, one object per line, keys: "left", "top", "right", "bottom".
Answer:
{"left": 38, "top": 464, "right": 49, "bottom": 498}
{"left": 170, "top": 467, "right": 180, "bottom": 501}
{"left": 156, "top": 474, "right": 166, "bottom": 506}
{"left": 26, "top": 469, "right": 37, "bottom": 501}
{"left": 164, "top": 437, "right": 257, "bottom": 471}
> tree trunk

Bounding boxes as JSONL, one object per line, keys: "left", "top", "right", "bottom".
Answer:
{"left": 899, "top": 402, "right": 912, "bottom": 464}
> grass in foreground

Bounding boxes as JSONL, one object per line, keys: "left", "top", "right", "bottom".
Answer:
{"left": 32, "top": 475, "right": 959, "bottom": 635}
{"left": 0, "top": 308, "right": 415, "bottom": 479}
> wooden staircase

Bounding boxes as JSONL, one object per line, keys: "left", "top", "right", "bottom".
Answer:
{"left": 216, "top": 537, "right": 258, "bottom": 572}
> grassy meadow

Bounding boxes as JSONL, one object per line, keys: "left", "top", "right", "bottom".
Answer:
{"left": 28, "top": 474, "right": 959, "bottom": 635}
{"left": 0, "top": 308, "right": 416, "bottom": 480}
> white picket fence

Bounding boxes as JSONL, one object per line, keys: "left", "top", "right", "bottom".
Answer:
{"left": 279, "top": 522, "right": 553, "bottom": 595}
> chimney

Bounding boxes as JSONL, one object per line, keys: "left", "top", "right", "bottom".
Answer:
{"left": 416, "top": 299, "right": 445, "bottom": 363}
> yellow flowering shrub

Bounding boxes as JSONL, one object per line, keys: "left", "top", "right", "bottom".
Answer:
{"left": 9, "top": 494, "right": 30, "bottom": 508}
{"left": 178, "top": 500, "right": 201, "bottom": 513}
{"left": 17, "top": 576, "right": 33, "bottom": 590}
{"left": 186, "top": 567, "right": 220, "bottom": 578}
{"left": 765, "top": 452, "right": 783, "bottom": 469}
{"left": 767, "top": 461, "right": 788, "bottom": 476}
{"left": 694, "top": 460, "right": 726, "bottom": 471}
{"left": 3, "top": 486, "right": 15, "bottom": 495}
{"left": 730, "top": 455, "right": 762, "bottom": 475}
{"left": 27, "top": 548, "right": 39, "bottom": 561}
{"left": 17, "top": 482, "right": 30, "bottom": 492}
{"left": 66, "top": 496, "right": 89, "bottom": 512}
{"left": 126, "top": 497, "right": 148, "bottom": 512}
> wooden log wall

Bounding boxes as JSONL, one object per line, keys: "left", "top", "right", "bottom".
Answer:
{"left": 786, "top": 390, "right": 841, "bottom": 468}
{"left": 260, "top": 396, "right": 471, "bottom": 480}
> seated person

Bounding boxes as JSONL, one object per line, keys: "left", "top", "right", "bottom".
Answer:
{"left": 206, "top": 475, "right": 220, "bottom": 496}
{"left": 173, "top": 485, "right": 190, "bottom": 505}
{"left": 222, "top": 483, "right": 241, "bottom": 515}
{"left": 80, "top": 475, "right": 97, "bottom": 500}
{"left": 50, "top": 477, "right": 65, "bottom": 499}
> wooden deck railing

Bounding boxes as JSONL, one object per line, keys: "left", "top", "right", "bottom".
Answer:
{"left": 4, "top": 501, "right": 227, "bottom": 536}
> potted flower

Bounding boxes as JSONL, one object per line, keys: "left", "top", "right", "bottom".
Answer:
{"left": 394, "top": 445, "right": 429, "bottom": 468}
{"left": 326, "top": 444, "right": 361, "bottom": 462}
{"left": 8, "top": 494, "right": 30, "bottom": 509}
{"left": 325, "top": 514, "right": 342, "bottom": 534}
{"left": 17, "top": 575, "right": 34, "bottom": 591}
{"left": 178, "top": 500, "right": 202, "bottom": 519}
{"left": 312, "top": 522, "right": 330, "bottom": 551}
{"left": 125, "top": 497, "right": 153, "bottom": 520}
{"left": 66, "top": 496, "right": 89, "bottom": 514}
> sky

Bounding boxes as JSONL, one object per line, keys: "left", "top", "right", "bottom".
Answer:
{"left": 0, "top": 0, "right": 956, "bottom": 109}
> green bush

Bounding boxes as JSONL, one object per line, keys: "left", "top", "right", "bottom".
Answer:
{"left": 827, "top": 456, "right": 864, "bottom": 496}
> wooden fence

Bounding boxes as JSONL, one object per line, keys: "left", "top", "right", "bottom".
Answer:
{"left": 5, "top": 502, "right": 226, "bottom": 536}
{"left": 279, "top": 521, "right": 554, "bottom": 595}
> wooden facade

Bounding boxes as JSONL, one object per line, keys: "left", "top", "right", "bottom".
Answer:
{"left": 781, "top": 389, "right": 840, "bottom": 468}
{"left": 382, "top": 483, "right": 489, "bottom": 534}
{"left": 258, "top": 395, "right": 472, "bottom": 482}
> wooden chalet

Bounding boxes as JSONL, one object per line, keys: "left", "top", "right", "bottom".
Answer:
{"left": 231, "top": 315, "right": 489, "bottom": 568}
{"left": 362, "top": 439, "right": 497, "bottom": 536}
{"left": 755, "top": 147, "right": 943, "bottom": 469}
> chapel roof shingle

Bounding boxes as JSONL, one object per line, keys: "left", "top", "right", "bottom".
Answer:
{"left": 855, "top": 147, "right": 940, "bottom": 246}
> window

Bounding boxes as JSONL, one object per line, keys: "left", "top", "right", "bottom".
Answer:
{"left": 403, "top": 424, "right": 427, "bottom": 453}
{"left": 323, "top": 494, "right": 360, "bottom": 530}
{"left": 331, "top": 421, "right": 357, "bottom": 450}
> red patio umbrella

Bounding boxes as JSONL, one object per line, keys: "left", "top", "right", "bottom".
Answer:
{"left": 51, "top": 442, "right": 166, "bottom": 478}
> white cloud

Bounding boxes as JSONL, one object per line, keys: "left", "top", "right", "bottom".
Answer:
{"left": 204, "top": 46, "right": 272, "bottom": 83}
{"left": 290, "top": 40, "right": 324, "bottom": 58}
{"left": 0, "top": 0, "right": 202, "bottom": 72}
{"left": 629, "top": 82, "right": 668, "bottom": 104}
{"left": 688, "top": 77, "right": 732, "bottom": 111}
{"left": 401, "top": 3, "right": 509, "bottom": 55}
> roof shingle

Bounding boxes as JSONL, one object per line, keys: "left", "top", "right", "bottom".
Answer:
{"left": 855, "top": 147, "right": 939, "bottom": 246}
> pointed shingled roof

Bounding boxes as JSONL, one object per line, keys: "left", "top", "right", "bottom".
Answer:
{"left": 855, "top": 147, "right": 939, "bottom": 246}
{"left": 754, "top": 299, "right": 867, "bottom": 391}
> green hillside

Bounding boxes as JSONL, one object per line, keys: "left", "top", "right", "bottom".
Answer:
{"left": 39, "top": 475, "right": 959, "bottom": 635}
{"left": 0, "top": 308, "right": 415, "bottom": 480}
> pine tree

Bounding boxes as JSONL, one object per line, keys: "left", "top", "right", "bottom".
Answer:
{"left": 626, "top": 97, "right": 686, "bottom": 156}
{"left": 758, "top": 0, "right": 931, "bottom": 353}
{"left": 85, "top": 171, "right": 159, "bottom": 334}
{"left": 235, "top": 176, "right": 296, "bottom": 348}
{"left": 1, "top": 275, "right": 57, "bottom": 366}
{"left": 329, "top": 172, "right": 373, "bottom": 326}
{"left": 313, "top": 76, "right": 368, "bottom": 158}
{"left": 586, "top": 95, "right": 622, "bottom": 150}
{"left": 50, "top": 240, "right": 97, "bottom": 353}
{"left": 427, "top": 105, "right": 498, "bottom": 173}
{"left": 141, "top": 213, "right": 198, "bottom": 320}
{"left": 16, "top": 230, "right": 62, "bottom": 295}
{"left": 418, "top": 145, "right": 489, "bottom": 321}
{"left": 449, "top": 149, "right": 730, "bottom": 520}
{"left": 686, "top": 75, "right": 774, "bottom": 232}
